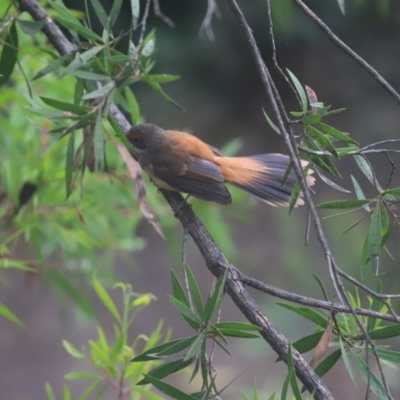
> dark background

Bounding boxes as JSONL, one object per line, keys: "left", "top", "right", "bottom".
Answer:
{"left": 2, "top": 0, "right": 400, "bottom": 399}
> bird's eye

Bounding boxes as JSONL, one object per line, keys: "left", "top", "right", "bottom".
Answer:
{"left": 131, "top": 138, "right": 140, "bottom": 145}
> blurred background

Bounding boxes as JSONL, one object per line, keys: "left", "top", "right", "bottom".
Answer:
{"left": 2, "top": 0, "right": 400, "bottom": 399}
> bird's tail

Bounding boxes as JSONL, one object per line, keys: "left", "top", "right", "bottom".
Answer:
{"left": 217, "top": 154, "right": 314, "bottom": 207}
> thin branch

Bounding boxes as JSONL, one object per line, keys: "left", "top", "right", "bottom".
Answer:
{"left": 299, "top": 146, "right": 400, "bottom": 156}
{"left": 199, "top": 0, "right": 220, "bottom": 41}
{"left": 152, "top": 0, "right": 175, "bottom": 27}
{"left": 293, "top": 0, "right": 400, "bottom": 105}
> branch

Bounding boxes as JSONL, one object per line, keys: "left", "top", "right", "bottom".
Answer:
{"left": 293, "top": 0, "right": 400, "bottom": 105}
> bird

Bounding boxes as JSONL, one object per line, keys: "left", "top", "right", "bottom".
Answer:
{"left": 126, "top": 123, "right": 314, "bottom": 207}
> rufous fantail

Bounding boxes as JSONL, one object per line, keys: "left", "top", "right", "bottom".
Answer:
{"left": 126, "top": 123, "right": 314, "bottom": 206}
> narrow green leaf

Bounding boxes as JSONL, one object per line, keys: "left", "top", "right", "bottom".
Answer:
{"left": 65, "top": 131, "right": 75, "bottom": 198}
{"left": 63, "top": 385, "right": 71, "bottom": 400}
{"left": 41, "top": 97, "right": 91, "bottom": 114}
{"left": 292, "top": 331, "right": 324, "bottom": 355}
{"left": 170, "top": 270, "right": 190, "bottom": 306}
{"left": 147, "top": 74, "right": 180, "bottom": 83}
{"left": 316, "top": 199, "right": 372, "bottom": 209}
{"left": 313, "top": 349, "right": 342, "bottom": 378}
{"left": 45, "top": 383, "right": 57, "bottom": 400}
{"left": 339, "top": 338, "right": 357, "bottom": 386}
{"left": 367, "top": 282, "right": 382, "bottom": 332}
{"left": 287, "top": 343, "right": 302, "bottom": 400}
{"left": 141, "top": 374, "right": 198, "bottom": 400}
{"left": 288, "top": 179, "right": 302, "bottom": 215}
{"left": 142, "top": 71, "right": 184, "bottom": 110}
{"left": 124, "top": 87, "right": 140, "bottom": 125}
{"left": 132, "top": 336, "right": 197, "bottom": 361}
{"left": 17, "top": 20, "right": 46, "bottom": 35}
{"left": 184, "top": 333, "right": 204, "bottom": 361}
{"left": 334, "top": 217, "right": 365, "bottom": 244}
{"left": 368, "top": 201, "right": 382, "bottom": 274}
{"left": 62, "top": 340, "right": 85, "bottom": 359}
{"left": 0, "top": 302, "right": 24, "bottom": 327}
{"left": 312, "top": 274, "right": 329, "bottom": 301}
{"left": 354, "top": 155, "right": 381, "bottom": 190}
{"left": 130, "top": 0, "right": 140, "bottom": 27}
{"left": 204, "top": 269, "right": 228, "bottom": 322}
{"left": 65, "top": 371, "right": 99, "bottom": 380}
{"left": 304, "top": 137, "right": 341, "bottom": 176}
{"left": 302, "top": 114, "right": 322, "bottom": 126}
{"left": 317, "top": 122, "right": 359, "bottom": 145}
{"left": 67, "top": 70, "right": 109, "bottom": 80}
{"left": 315, "top": 167, "right": 350, "bottom": 193}
{"left": 353, "top": 355, "right": 388, "bottom": 400}
{"left": 82, "top": 81, "right": 114, "bottom": 100}
{"left": 90, "top": 0, "right": 109, "bottom": 30}
{"left": 286, "top": 69, "right": 307, "bottom": 112}
{"left": 276, "top": 303, "right": 328, "bottom": 328}
{"left": 215, "top": 329, "right": 260, "bottom": 339}
{"left": 307, "top": 125, "right": 339, "bottom": 158}
{"left": 47, "top": 0, "right": 81, "bottom": 24}
{"left": 374, "top": 349, "right": 400, "bottom": 364}
{"left": 92, "top": 277, "right": 120, "bottom": 322}
{"left": 262, "top": 108, "right": 281, "bottom": 134}
{"left": 109, "top": 0, "right": 124, "bottom": 27}
{"left": 383, "top": 187, "right": 400, "bottom": 197}
{"left": 32, "top": 54, "right": 71, "bottom": 80}
{"left": 93, "top": 112, "right": 104, "bottom": 171}
{"left": 351, "top": 175, "right": 370, "bottom": 211}
{"left": 213, "top": 322, "right": 260, "bottom": 331}
{"left": 184, "top": 264, "right": 205, "bottom": 320}
{"left": 169, "top": 296, "right": 202, "bottom": 328}
{"left": 353, "top": 325, "right": 400, "bottom": 341}
{"left": 0, "top": 21, "right": 18, "bottom": 87}
{"left": 137, "top": 357, "right": 195, "bottom": 385}
{"left": 55, "top": 16, "right": 103, "bottom": 41}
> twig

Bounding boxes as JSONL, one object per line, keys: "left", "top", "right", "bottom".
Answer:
{"left": 153, "top": 0, "right": 175, "bottom": 27}
{"left": 293, "top": 0, "right": 400, "bottom": 105}
{"left": 199, "top": 0, "right": 220, "bottom": 41}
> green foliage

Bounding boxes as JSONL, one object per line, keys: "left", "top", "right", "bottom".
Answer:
{"left": 46, "top": 281, "right": 162, "bottom": 399}
{"left": 132, "top": 265, "right": 261, "bottom": 397}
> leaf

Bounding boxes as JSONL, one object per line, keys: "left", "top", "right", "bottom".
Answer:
{"left": 47, "top": 0, "right": 81, "bottom": 24}
{"left": 368, "top": 201, "right": 382, "bottom": 274}
{"left": 92, "top": 277, "right": 120, "bottom": 322}
{"left": 312, "top": 274, "right": 329, "bottom": 301}
{"left": 309, "top": 320, "right": 333, "bottom": 368}
{"left": 213, "top": 329, "right": 260, "bottom": 339}
{"left": 354, "top": 155, "right": 381, "bottom": 190}
{"left": 184, "top": 264, "right": 205, "bottom": 320}
{"left": 337, "top": 0, "right": 345, "bottom": 15}
{"left": 286, "top": 69, "right": 307, "bottom": 112}
{"left": 90, "top": 0, "right": 109, "bottom": 30}
{"left": 304, "top": 137, "right": 341, "bottom": 176}
{"left": 0, "top": 302, "right": 24, "bottom": 327}
{"left": 292, "top": 331, "right": 324, "bottom": 355}
{"left": 170, "top": 270, "right": 190, "bottom": 307}
{"left": 93, "top": 112, "right": 104, "bottom": 171}
{"left": 142, "top": 72, "right": 184, "bottom": 110}
{"left": 213, "top": 322, "right": 261, "bottom": 331}
{"left": 130, "top": 0, "right": 140, "bottom": 27}
{"left": 315, "top": 167, "right": 350, "bottom": 193}
{"left": 288, "top": 179, "right": 302, "bottom": 215}
{"left": 141, "top": 374, "right": 198, "bottom": 400}
{"left": 137, "top": 358, "right": 195, "bottom": 385}
{"left": 82, "top": 81, "right": 114, "bottom": 100}
{"left": 317, "top": 122, "right": 359, "bottom": 145}
{"left": 262, "top": 108, "right": 281, "bottom": 134}
{"left": 307, "top": 125, "right": 339, "bottom": 158}
{"left": 109, "top": 0, "right": 124, "bottom": 27}
{"left": 302, "top": 114, "right": 321, "bottom": 126}
{"left": 55, "top": 16, "right": 103, "bottom": 42}
{"left": 305, "top": 85, "right": 318, "bottom": 113}
{"left": 62, "top": 340, "right": 85, "bottom": 360}
{"left": 33, "top": 53, "right": 71, "bottom": 80}
{"left": 132, "top": 336, "right": 197, "bottom": 361}
{"left": 316, "top": 199, "right": 372, "bottom": 209}
{"left": 41, "top": 97, "right": 91, "bottom": 114}
{"left": 67, "top": 70, "right": 110, "bottom": 81}
{"left": 353, "top": 325, "right": 400, "bottom": 341}
{"left": 276, "top": 303, "right": 328, "bottom": 328}
{"left": 0, "top": 21, "right": 18, "bottom": 87}
{"left": 184, "top": 333, "right": 204, "bottom": 361}
{"left": 169, "top": 296, "right": 203, "bottom": 328}
{"left": 351, "top": 175, "right": 370, "bottom": 212}
{"left": 204, "top": 269, "right": 228, "bottom": 322}
{"left": 17, "top": 20, "right": 46, "bottom": 35}
{"left": 339, "top": 337, "right": 357, "bottom": 386}
{"left": 334, "top": 217, "right": 365, "bottom": 244}
{"left": 353, "top": 355, "right": 388, "bottom": 400}
{"left": 147, "top": 74, "right": 180, "bottom": 83}
{"left": 287, "top": 343, "right": 302, "bottom": 400}
{"left": 45, "top": 383, "right": 57, "bottom": 400}
{"left": 383, "top": 187, "right": 400, "bottom": 197}
{"left": 313, "top": 349, "right": 341, "bottom": 378}
{"left": 374, "top": 349, "right": 400, "bottom": 364}
{"left": 124, "top": 87, "right": 140, "bottom": 124}
{"left": 65, "top": 371, "right": 99, "bottom": 380}
{"left": 65, "top": 131, "right": 75, "bottom": 198}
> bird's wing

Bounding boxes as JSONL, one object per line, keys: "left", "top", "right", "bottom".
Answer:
{"left": 151, "top": 156, "right": 232, "bottom": 205}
